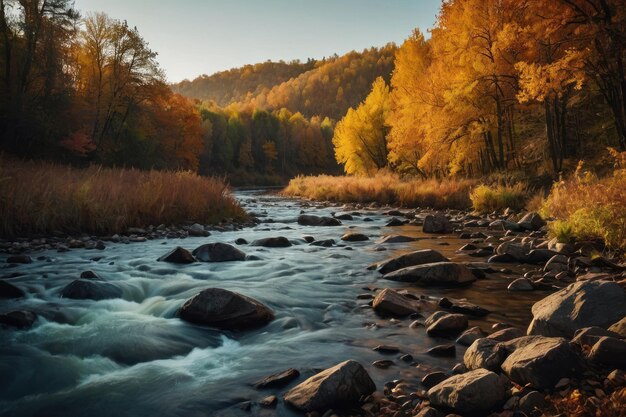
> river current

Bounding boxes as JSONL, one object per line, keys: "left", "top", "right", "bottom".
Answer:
{"left": 0, "top": 191, "right": 547, "bottom": 417}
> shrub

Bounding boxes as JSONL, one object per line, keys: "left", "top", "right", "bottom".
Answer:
{"left": 0, "top": 158, "right": 246, "bottom": 238}
{"left": 469, "top": 183, "right": 528, "bottom": 213}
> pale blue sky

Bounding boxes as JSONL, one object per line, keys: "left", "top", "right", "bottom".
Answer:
{"left": 73, "top": 0, "right": 442, "bottom": 83}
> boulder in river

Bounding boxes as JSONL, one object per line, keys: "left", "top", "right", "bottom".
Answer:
{"left": 372, "top": 288, "right": 418, "bottom": 316}
{"left": 157, "top": 246, "right": 196, "bottom": 263}
{"left": 428, "top": 368, "right": 505, "bottom": 415}
{"left": 370, "top": 249, "right": 449, "bottom": 274}
{"left": 527, "top": 280, "right": 626, "bottom": 338}
{"left": 254, "top": 368, "right": 300, "bottom": 389}
{"left": 0, "top": 280, "right": 25, "bottom": 299}
{"left": 251, "top": 236, "right": 292, "bottom": 247}
{"left": 0, "top": 310, "right": 37, "bottom": 328}
{"left": 377, "top": 235, "right": 418, "bottom": 244}
{"left": 192, "top": 243, "right": 246, "bottom": 262}
{"left": 426, "top": 313, "right": 468, "bottom": 337}
{"left": 501, "top": 336, "right": 583, "bottom": 389}
{"left": 340, "top": 232, "right": 369, "bottom": 242}
{"left": 422, "top": 214, "right": 452, "bottom": 233}
{"left": 61, "top": 279, "right": 123, "bottom": 300}
{"left": 178, "top": 288, "right": 274, "bottom": 330}
{"left": 283, "top": 360, "right": 375, "bottom": 412}
{"left": 298, "top": 214, "right": 341, "bottom": 226}
{"left": 6, "top": 255, "right": 32, "bottom": 264}
{"left": 383, "top": 262, "right": 476, "bottom": 287}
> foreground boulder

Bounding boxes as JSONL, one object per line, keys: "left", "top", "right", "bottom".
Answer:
{"left": 61, "top": 279, "right": 123, "bottom": 300}
{"left": 157, "top": 247, "right": 196, "bottom": 263}
{"left": 428, "top": 368, "right": 504, "bottom": 415}
{"left": 501, "top": 337, "right": 583, "bottom": 389}
{"left": 192, "top": 243, "right": 246, "bottom": 262}
{"left": 370, "top": 249, "right": 449, "bottom": 274}
{"left": 298, "top": 214, "right": 341, "bottom": 227}
{"left": 283, "top": 360, "right": 375, "bottom": 412}
{"left": 423, "top": 214, "right": 452, "bottom": 233}
{"left": 383, "top": 262, "right": 476, "bottom": 286}
{"left": 0, "top": 280, "right": 25, "bottom": 299}
{"left": 527, "top": 280, "right": 626, "bottom": 338}
{"left": 0, "top": 310, "right": 37, "bottom": 328}
{"left": 178, "top": 288, "right": 274, "bottom": 330}
{"left": 463, "top": 338, "right": 507, "bottom": 371}
{"left": 426, "top": 313, "right": 468, "bottom": 337}
{"left": 372, "top": 288, "right": 418, "bottom": 316}
{"left": 251, "top": 237, "right": 292, "bottom": 247}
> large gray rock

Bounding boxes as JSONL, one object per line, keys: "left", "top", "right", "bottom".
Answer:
{"left": 61, "top": 279, "right": 122, "bottom": 300}
{"left": 157, "top": 246, "right": 196, "bottom": 263}
{"left": 426, "top": 313, "right": 468, "bottom": 337}
{"left": 501, "top": 337, "right": 583, "bottom": 389}
{"left": 192, "top": 243, "right": 246, "bottom": 262}
{"left": 283, "top": 360, "right": 375, "bottom": 412}
{"left": 371, "top": 249, "right": 448, "bottom": 274}
{"left": 463, "top": 338, "right": 507, "bottom": 371}
{"left": 298, "top": 214, "right": 341, "bottom": 226}
{"left": 251, "top": 237, "right": 292, "bottom": 247}
{"left": 428, "top": 368, "right": 504, "bottom": 414}
{"left": 178, "top": 288, "right": 274, "bottom": 330}
{"left": 527, "top": 280, "right": 626, "bottom": 338}
{"left": 518, "top": 212, "right": 546, "bottom": 231}
{"left": 372, "top": 288, "right": 418, "bottom": 316}
{"left": 383, "top": 262, "right": 476, "bottom": 286}
{"left": 423, "top": 214, "right": 452, "bottom": 233}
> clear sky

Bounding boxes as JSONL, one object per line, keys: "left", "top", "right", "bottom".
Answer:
{"left": 73, "top": 0, "right": 442, "bottom": 83}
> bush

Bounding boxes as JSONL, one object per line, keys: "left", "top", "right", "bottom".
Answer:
{"left": 0, "top": 158, "right": 246, "bottom": 238}
{"left": 469, "top": 183, "right": 528, "bottom": 213}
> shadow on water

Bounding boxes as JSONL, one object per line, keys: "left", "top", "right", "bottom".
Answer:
{"left": 0, "top": 190, "right": 548, "bottom": 417}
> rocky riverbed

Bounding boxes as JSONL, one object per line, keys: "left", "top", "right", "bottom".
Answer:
{"left": 1, "top": 190, "right": 625, "bottom": 417}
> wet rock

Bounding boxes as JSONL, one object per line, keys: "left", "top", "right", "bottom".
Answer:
{"left": 496, "top": 241, "right": 531, "bottom": 261}
{"left": 518, "top": 390, "right": 546, "bottom": 417}
{"left": 422, "top": 372, "right": 448, "bottom": 389}
{"left": 298, "top": 214, "right": 341, "bottom": 227}
{"left": 178, "top": 288, "right": 274, "bottom": 330}
{"left": 526, "top": 249, "right": 559, "bottom": 264}
{"left": 157, "top": 246, "right": 196, "bottom": 263}
{"left": 456, "top": 327, "right": 486, "bottom": 346}
{"left": 543, "top": 254, "right": 569, "bottom": 273}
{"left": 0, "top": 310, "right": 37, "bottom": 328}
{"left": 518, "top": 212, "right": 546, "bottom": 231}
{"left": 340, "top": 233, "right": 369, "bottom": 242}
{"left": 440, "top": 298, "right": 490, "bottom": 317}
{"left": 61, "top": 279, "right": 123, "bottom": 300}
{"left": 587, "top": 336, "right": 626, "bottom": 369}
{"left": 372, "top": 288, "right": 418, "bottom": 316}
{"left": 428, "top": 368, "right": 505, "bottom": 415}
{"left": 310, "top": 239, "right": 335, "bottom": 247}
{"left": 427, "top": 344, "right": 456, "bottom": 357}
{"left": 373, "top": 345, "right": 400, "bottom": 354}
{"left": 501, "top": 336, "right": 583, "bottom": 389}
{"left": 235, "top": 238, "right": 248, "bottom": 245}
{"left": 423, "top": 214, "right": 452, "bottom": 234}
{"left": 383, "top": 262, "right": 476, "bottom": 287}
{"left": 370, "top": 249, "right": 448, "bottom": 274}
{"left": 528, "top": 280, "right": 626, "bottom": 338}
{"left": 188, "top": 223, "right": 209, "bottom": 237}
{"left": 426, "top": 314, "right": 468, "bottom": 337}
{"left": 255, "top": 368, "right": 300, "bottom": 389}
{"left": 283, "top": 360, "right": 375, "bottom": 412}
{"left": 260, "top": 395, "right": 277, "bottom": 407}
{"left": 0, "top": 280, "right": 25, "bottom": 298}
{"left": 459, "top": 244, "right": 477, "bottom": 251}
{"left": 334, "top": 213, "right": 353, "bottom": 221}
{"left": 6, "top": 255, "right": 32, "bottom": 264}
{"left": 192, "top": 243, "right": 246, "bottom": 262}
{"left": 377, "top": 235, "right": 418, "bottom": 244}
{"left": 487, "top": 327, "right": 525, "bottom": 342}
{"left": 463, "top": 338, "right": 507, "bottom": 371}
{"left": 608, "top": 317, "right": 626, "bottom": 337}
{"left": 372, "top": 360, "right": 394, "bottom": 369}
{"left": 385, "top": 217, "right": 405, "bottom": 226}
{"left": 80, "top": 270, "right": 102, "bottom": 280}
{"left": 507, "top": 278, "right": 534, "bottom": 291}
{"left": 251, "top": 236, "right": 292, "bottom": 247}
{"left": 488, "top": 253, "right": 518, "bottom": 263}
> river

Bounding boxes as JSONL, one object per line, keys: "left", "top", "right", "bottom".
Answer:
{"left": 0, "top": 190, "right": 548, "bottom": 417}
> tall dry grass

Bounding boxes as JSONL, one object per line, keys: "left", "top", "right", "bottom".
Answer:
{"left": 0, "top": 158, "right": 246, "bottom": 238}
{"left": 542, "top": 151, "right": 626, "bottom": 251}
{"left": 283, "top": 173, "right": 476, "bottom": 209}
{"left": 470, "top": 183, "right": 529, "bottom": 213}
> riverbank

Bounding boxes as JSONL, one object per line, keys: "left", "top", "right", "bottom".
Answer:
{"left": 0, "top": 158, "right": 247, "bottom": 240}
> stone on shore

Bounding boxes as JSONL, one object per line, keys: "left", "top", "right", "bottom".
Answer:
{"left": 372, "top": 288, "right": 418, "bottom": 316}
{"left": 423, "top": 214, "right": 452, "bottom": 233}
{"left": 157, "top": 246, "right": 196, "bottom": 263}
{"left": 426, "top": 313, "right": 468, "bottom": 337}
{"left": 178, "top": 288, "right": 274, "bottom": 330}
{"left": 587, "top": 336, "right": 626, "bottom": 369}
{"left": 428, "top": 368, "right": 504, "bottom": 415}
{"left": 192, "top": 243, "right": 246, "bottom": 262}
{"left": 283, "top": 360, "right": 375, "bottom": 412}
{"left": 501, "top": 336, "right": 583, "bottom": 389}
{"left": 383, "top": 262, "right": 476, "bottom": 286}
{"left": 518, "top": 212, "right": 546, "bottom": 231}
{"left": 371, "top": 249, "right": 448, "bottom": 274}
{"left": 463, "top": 338, "right": 507, "bottom": 372}
{"left": 527, "top": 280, "right": 626, "bottom": 338}
{"left": 456, "top": 326, "right": 486, "bottom": 346}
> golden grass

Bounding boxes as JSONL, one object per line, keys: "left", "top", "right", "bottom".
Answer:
{"left": 283, "top": 173, "right": 476, "bottom": 209}
{"left": 0, "top": 158, "right": 246, "bottom": 238}
{"left": 470, "top": 183, "right": 528, "bottom": 213}
{"left": 542, "top": 155, "right": 626, "bottom": 251}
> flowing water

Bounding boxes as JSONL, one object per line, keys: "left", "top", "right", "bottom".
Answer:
{"left": 0, "top": 191, "right": 548, "bottom": 417}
